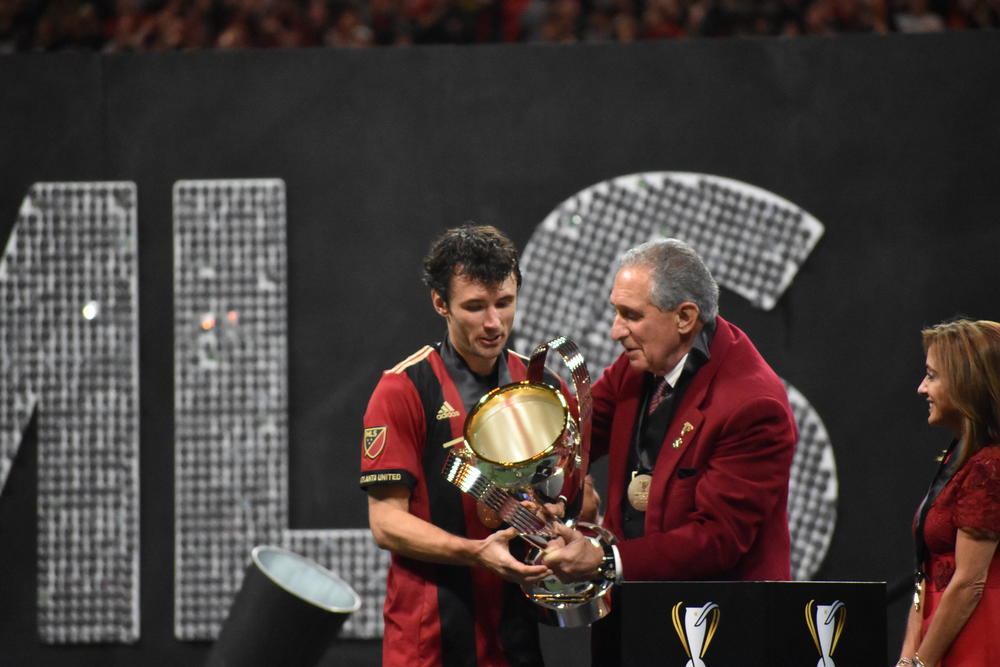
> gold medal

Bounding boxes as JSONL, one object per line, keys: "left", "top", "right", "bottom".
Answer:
{"left": 627, "top": 473, "right": 652, "bottom": 511}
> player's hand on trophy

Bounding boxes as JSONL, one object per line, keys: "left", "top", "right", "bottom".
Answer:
{"left": 540, "top": 521, "right": 603, "bottom": 583}
{"left": 474, "top": 527, "right": 552, "bottom": 585}
{"left": 518, "top": 497, "right": 565, "bottom": 526}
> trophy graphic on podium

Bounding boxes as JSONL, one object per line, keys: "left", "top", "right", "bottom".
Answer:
{"left": 805, "top": 599, "right": 847, "bottom": 667}
{"left": 441, "top": 336, "right": 616, "bottom": 626}
{"left": 672, "top": 601, "right": 720, "bottom": 667}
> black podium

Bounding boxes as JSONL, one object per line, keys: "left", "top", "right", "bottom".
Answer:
{"left": 594, "top": 581, "right": 885, "bottom": 666}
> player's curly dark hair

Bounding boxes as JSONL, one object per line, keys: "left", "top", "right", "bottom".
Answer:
{"left": 422, "top": 224, "right": 522, "bottom": 304}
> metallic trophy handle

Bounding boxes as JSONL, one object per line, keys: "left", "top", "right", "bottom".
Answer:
{"left": 526, "top": 336, "right": 592, "bottom": 448}
{"left": 441, "top": 450, "right": 554, "bottom": 549}
{"left": 525, "top": 336, "right": 592, "bottom": 518}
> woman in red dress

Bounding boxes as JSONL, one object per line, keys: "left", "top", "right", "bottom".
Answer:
{"left": 896, "top": 319, "right": 1000, "bottom": 667}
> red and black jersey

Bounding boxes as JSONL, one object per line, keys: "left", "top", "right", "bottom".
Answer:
{"left": 360, "top": 341, "right": 544, "bottom": 667}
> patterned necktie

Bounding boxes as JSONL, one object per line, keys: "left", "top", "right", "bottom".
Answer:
{"left": 647, "top": 376, "right": 671, "bottom": 415}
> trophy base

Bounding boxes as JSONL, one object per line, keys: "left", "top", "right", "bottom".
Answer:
{"left": 533, "top": 583, "right": 613, "bottom": 627}
{"left": 524, "top": 521, "right": 616, "bottom": 627}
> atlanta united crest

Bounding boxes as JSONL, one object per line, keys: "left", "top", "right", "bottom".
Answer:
{"left": 363, "top": 426, "right": 387, "bottom": 459}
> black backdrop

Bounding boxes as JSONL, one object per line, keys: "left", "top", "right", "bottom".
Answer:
{"left": 2, "top": 32, "right": 1000, "bottom": 665}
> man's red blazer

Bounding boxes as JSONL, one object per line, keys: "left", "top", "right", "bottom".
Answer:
{"left": 591, "top": 316, "right": 797, "bottom": 581}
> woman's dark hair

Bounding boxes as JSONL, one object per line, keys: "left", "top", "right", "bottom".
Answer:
{"left": 421, "top": 224, "right": 522, "bottom": 304}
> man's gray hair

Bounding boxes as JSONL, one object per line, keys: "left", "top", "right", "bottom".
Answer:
{"left": 620, "top": 238, "right": 719, "bottom": 323}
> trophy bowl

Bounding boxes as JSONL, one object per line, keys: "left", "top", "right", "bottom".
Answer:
{"left": 464, "top": 381, "right": 580, "bottom": 500}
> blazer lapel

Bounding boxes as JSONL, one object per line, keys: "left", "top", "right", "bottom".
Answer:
{"left": 644, "top": 318, "right": 734, "bottom": 528}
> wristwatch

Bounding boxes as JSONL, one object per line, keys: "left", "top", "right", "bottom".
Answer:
{"left": 596, "top": 542, "right": 617, "bottom": 582}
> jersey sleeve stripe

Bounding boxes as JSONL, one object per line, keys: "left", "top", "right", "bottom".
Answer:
{"left": 388, "top": 345, "right": 435, "bottom": 374}
{"left": 509, "top": 348, "right": 529, "bottom": 362}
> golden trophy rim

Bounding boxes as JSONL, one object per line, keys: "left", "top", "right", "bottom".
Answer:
{"left": 463, "top": 380, "right": 569, "bottom": 466}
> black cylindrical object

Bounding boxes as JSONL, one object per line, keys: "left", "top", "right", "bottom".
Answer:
{"left": 205, "top": 545, "right": 362, "bottom": 667}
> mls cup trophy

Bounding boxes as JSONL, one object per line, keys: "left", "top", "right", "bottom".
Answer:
{"left": 441, "top": 336, "right": 616, "bottom": 627}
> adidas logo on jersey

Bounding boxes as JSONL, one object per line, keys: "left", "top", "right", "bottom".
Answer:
{"left": 436, "top": 401, "right": 460, "bottom": 420}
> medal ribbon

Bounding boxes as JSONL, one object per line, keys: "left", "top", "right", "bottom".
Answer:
{"left": 912, "top": 438, "right": 961, "bottom": 606}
